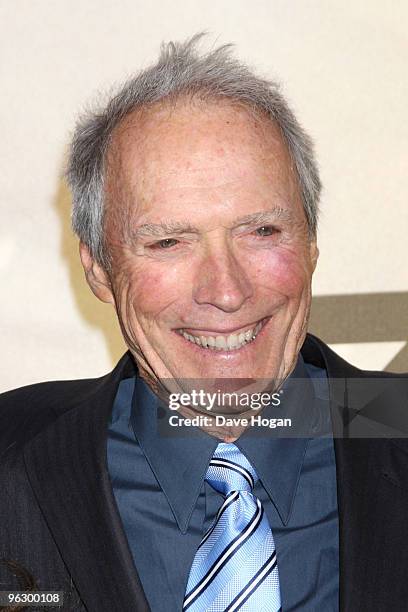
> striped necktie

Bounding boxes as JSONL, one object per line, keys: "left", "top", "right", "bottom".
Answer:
{"left": 183, "top": 443, "right": 281, "bottom": 612}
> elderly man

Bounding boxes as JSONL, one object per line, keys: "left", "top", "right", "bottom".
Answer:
{"left": 1, "top": 35, "right": 408, "bottom": 612}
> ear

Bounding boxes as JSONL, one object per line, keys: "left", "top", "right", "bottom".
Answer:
{"left": 79, "top": 242, "right": 115, "bottom": 305}
{"left": 309, "top": 240, "right": 319, "bottom": 272}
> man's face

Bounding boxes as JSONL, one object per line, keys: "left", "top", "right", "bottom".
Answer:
{"left": 99, "top": 101, "right": 318, "bottom": 390}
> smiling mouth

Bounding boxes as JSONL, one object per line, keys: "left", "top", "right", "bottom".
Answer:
{"left": 176, "top": 318, "right": 269, "bottom": 352}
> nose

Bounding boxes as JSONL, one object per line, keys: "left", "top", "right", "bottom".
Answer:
{"left": 192, "top": 242, "right": 254, "bottom": 313}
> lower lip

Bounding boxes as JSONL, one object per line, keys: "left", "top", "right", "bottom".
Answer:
{"left": 174, "top": 317, "right": 271, "bottom": 359}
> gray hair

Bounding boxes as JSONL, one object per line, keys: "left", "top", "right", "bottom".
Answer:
{"left": 66, "top": 33, "right": 321, "bottom": 268}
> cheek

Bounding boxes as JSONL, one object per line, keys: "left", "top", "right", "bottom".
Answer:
{"left": 118, "top": 261, "right": 187, "bottom": 321}
{"left": 249, "top": 248, "right": 310, "bottom": 297}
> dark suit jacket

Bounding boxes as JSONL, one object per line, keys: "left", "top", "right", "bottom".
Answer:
{"left": 1, "top": 334, "right": 408, "bottom": 611}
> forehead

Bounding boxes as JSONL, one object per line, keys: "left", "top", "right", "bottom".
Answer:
{"left": 105, "top": 98, "right": 301, "bottom": 222}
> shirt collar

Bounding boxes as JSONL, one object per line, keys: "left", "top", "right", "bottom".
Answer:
{"left": 130, "top": 354, "right": 325, "bottom": 531}
{"left": 236, "top": 355, "right": 323, "bottom": 524}
{"left": 130, "top": 378, "right": 218, "bottom": 534}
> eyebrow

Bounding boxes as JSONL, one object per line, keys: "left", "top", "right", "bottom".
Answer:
{"left": 130, "top": 221, "right": 198, "bottom": 239}
{"left": 231, "top": 207, "right": 294, "bottom": 226}
{"left": 130, "top": 207, "right": 293, "bottom": 239}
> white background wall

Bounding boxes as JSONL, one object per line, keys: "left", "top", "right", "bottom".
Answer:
{"left": 1, "top": 1, "right": 407, "bottom": 391}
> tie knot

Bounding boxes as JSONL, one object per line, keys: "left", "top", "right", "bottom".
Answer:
{"left": 205, "top": 443, "right": 258, "bottom": 495}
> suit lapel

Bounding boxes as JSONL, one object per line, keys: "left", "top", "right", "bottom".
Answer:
{"left": 303, "top": 335, "right": 408, "bottom": 610}
{"left": 24, "top": 354, "right": 150, "bottom": 612}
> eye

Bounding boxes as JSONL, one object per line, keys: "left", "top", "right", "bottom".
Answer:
{"left": 151, "top": 238, "right": 180, "bottom": 249}
{"left": 254, "top": 225, "right": 278, "bottom": 237}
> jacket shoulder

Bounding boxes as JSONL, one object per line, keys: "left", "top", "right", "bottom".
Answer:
{"left": 0, "top": 375, "right": 108, "bottom": 457}
{"left": 304, "top": 333, "right": 408, "bottom": 379}
{"left": 0, "top": 352, "right": 136, "bottom": 456}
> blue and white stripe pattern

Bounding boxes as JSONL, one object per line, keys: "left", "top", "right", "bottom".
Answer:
{"left": 183, "top": 443, "right": 281, "bottom": 612}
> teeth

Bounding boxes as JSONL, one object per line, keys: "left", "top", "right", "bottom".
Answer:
{"left": 244, "top": 329, "right": 252, "bottom": 342}
{"left": 180, "top": 320, "right": 265, "bottom": 352}
{"left": 216, "top": 336, "right": 227, "bottom": 350}
{"left": 227, "top": 334, "right": 239, "bottom": 350}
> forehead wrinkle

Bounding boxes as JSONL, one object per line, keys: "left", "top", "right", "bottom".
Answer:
{"left": 109, "top": 101, "right": 292, "bottom": 183}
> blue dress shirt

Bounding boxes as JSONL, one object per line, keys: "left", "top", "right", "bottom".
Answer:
{"left": 107, "top": 356, "right": 339, "bottom": 611}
